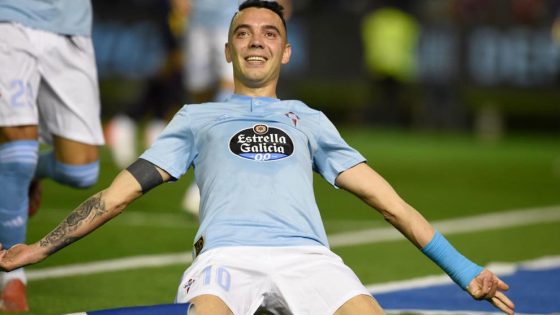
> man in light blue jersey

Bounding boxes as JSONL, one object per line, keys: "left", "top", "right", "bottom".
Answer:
{"left": 0, "top": 1, "right": 514, "bottom": 315}
{"left": 0, "top": 0, "right": 104, "bottom": 311}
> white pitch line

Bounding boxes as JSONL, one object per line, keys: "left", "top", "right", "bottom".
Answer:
{"left": 26, "top": 205, "right": 560, "bottom": 281}
{"left": 27, "top": 252, "right": 193, "bottom": 281}
{"left": 328, "top": 205, "right": 560, "bottom": 247}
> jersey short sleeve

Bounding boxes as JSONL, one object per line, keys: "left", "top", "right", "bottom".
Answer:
{"left": 310, "top": 112, "right": 366, "bottom": 187}
{"left": 139, "top": 106, "right": 196, "bottom": 180}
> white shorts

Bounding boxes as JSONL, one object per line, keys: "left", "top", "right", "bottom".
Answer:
{"left": 175, "top": 246, "right": 371, "bottom": 315}
{"left": 184, "top": 25, "right": 233, "bottom": 91}
{"left": 0, "top": 22, "right": 104, "bottom": 145}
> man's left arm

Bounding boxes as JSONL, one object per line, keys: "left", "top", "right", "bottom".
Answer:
{"left": 335, "top": 162, "right": 515, "bottom": 315}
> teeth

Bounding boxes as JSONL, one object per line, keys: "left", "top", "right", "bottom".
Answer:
{"left": 246, "top": 56, "right": 266, "bottom": 62}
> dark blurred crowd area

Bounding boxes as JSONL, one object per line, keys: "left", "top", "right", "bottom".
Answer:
{"left": 92, "top": 0, "right": 560, "bottom": 137}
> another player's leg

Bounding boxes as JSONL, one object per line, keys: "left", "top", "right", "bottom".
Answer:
{"left": 0, "top": 22, "right": 42, "bottom": 311}
{"left": 27, "top": 179, "right": 42, "bottom": 217}
{"left": 33, "top": 30, "right": 104, "bottom": 193}
{"left": 35, "top": 136, "right": 100, "bottom": 189}
{"left": 29, "top": 138, "right": 100, "bottom": 219}
{"left": 0, "top": 126, "right": 39, "bottom": 312}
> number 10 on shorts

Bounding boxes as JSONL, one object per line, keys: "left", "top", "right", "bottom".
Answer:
{"left": 202, "top": 265, "right": 231, "bottom": 292}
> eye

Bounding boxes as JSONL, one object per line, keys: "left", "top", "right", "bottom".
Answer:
{"left": 265, "top": 31, "right": 278, "bottom": 39}
{"left": 236, "top": 30, "right": 250, "bottom": 38}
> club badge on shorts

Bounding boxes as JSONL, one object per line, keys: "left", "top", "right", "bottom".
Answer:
{"left": 229, "top": 124, "right": 294, "bottom": 161}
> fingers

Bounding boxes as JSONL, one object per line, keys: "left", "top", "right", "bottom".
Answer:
{"left": 497, "top": 277, "right": 510, "bottom": 291}
{"left": 490, "top": 291, "right": 515, "bottom": 315}
{"left": 469, "top": 270, "right": 515, "bottom": 315}
{"left": 470, "top": 270, "right": 507, "bottom": 300}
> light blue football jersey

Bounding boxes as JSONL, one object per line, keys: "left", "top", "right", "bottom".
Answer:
{"left": 0, "top": 0, "right": 92, "bottom": 36}
{"left": 141, "top": 94, "right": 366, "bottom": 255}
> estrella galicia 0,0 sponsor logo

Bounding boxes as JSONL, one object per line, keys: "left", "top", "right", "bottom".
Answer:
{"left": 229, "top": 124, "right": 294, "bottom": 161}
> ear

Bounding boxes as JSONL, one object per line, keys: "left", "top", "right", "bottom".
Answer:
{"left": 281, "top": 43, "right": 292, "bottom": 65}
{"left": 225, "top": 43, "right": 232, "bottom": 63}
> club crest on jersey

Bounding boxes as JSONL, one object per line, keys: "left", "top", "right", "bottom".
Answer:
{"left": 229, "top": 124, "right": 294, "bottom": 161}
{"left": 285, "top": 111, "right": 300, "bottom": 126}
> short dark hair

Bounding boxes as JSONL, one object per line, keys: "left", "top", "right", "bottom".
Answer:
{"left": 230, "top": 0, "right": 287, "bottom": 35}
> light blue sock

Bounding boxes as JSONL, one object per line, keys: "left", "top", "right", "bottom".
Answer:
{"left": 35, "top": 151, "right": 99, "bottom": 189}
{"left": 0, "top": 141, "right": 38, "bottom": 248}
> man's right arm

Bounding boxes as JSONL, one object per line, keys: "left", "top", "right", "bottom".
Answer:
{"left": 0, "top": 162, "right": 171, "bottom": 271}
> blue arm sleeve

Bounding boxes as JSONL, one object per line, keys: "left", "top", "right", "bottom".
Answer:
{"left": 421, "top": 231, "right": 484, "bottom": 289}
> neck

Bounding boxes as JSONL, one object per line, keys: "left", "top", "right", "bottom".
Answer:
{"left": 234, "top": 82, "right": 278, "bottom": 99}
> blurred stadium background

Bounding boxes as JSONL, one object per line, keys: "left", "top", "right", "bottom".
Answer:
{"left": 94, "top": 0, "right": 560, "bottom": 135}
{"left": 21, "top": 0, "right": 560, "bottom": 314}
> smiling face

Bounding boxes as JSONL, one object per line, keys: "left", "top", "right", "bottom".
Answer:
{"left": 225, "top": 7, "right": 291, "bottom": 97}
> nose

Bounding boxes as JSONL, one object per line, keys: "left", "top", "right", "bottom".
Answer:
{"left": 249, "top": 34, "right": 264, "bottom": 49}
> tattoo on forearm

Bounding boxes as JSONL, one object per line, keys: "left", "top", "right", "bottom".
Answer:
{"left": 39, "top": 192, "right": 108, "bottom": 255}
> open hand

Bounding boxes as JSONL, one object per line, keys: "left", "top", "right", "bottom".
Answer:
{"left": 467, "top": 268, "right": 515, "bottom": 315}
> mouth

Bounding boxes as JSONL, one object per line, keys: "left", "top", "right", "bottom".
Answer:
{"left": 245, "top": 55, "right": 267, "bottom": 64}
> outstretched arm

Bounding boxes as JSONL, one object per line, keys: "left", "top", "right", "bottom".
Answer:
{"left": 335, "top": 162, "right": 515, "bottom": 315}
{"left": 0, "top": 160, "right": 171, "bottom": 271}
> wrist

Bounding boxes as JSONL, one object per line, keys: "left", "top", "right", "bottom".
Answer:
{"left": 421, "top": 231, "right": 484, "bottom": 289}
{"left": 33, "top": 239, "right": 57, "bottom": 261}
{"left": 30, "top": 242, "right": 50, "bottom": 262}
